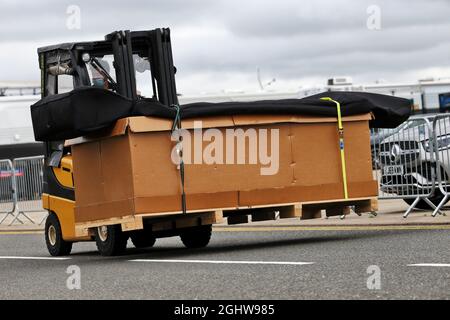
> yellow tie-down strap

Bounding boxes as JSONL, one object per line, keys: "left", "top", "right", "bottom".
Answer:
{"left": 320, "top": 97, "right": 349, "bottom": 199}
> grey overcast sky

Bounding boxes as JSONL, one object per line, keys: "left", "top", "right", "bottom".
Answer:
{"left": 0, "top": 0, "right": 449, "bottom": 94}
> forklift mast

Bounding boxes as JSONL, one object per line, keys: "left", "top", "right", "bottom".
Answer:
{"left": 37, "top": 28, "right": 178, "bottom": 198}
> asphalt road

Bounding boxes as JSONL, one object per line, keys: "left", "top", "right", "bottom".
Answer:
{"left": 0, "top": 227, "right": 449, "bottom": 299}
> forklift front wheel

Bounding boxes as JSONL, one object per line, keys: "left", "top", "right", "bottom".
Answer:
{"left": 45, "top": 213, "right": 73, "bottom": 256}
{"left": 95, "top": 225, "right": 128, "bottom": 256}
{"left": 180, "top": 225, "right": 212, "bottom": 249}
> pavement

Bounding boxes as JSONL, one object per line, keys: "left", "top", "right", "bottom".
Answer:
{"left": 0, "top": 199, "right": 449, "bottom": 232}
{"left": 0, "top": 227, "right": 449, "bottom": 299}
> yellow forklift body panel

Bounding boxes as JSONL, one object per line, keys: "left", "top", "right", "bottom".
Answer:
{"left": 42, "top": 193, "right": 89, "bottom": 241}
{"left": 52, "top": 155, "right": 74, "bottom": 188}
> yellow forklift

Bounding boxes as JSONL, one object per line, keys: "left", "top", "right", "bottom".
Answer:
{"left": 36, "top": 29, "right": 211, "bottom": 256}
{"left": 33, "top": 29, "right": 410, "bottom": 258}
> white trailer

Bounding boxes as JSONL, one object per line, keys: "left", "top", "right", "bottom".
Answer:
{"left": 0, "top": 95, "right": 42, "bottom": 159}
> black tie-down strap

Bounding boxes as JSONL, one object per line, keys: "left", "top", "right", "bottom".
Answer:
{"left": 171, "top": 104, "right": 187, "bottom": 214}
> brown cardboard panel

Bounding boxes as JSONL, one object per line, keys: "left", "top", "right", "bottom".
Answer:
{"left": 133, "top": 191, "right": 238, "bottom": 214}
{"left": 185, "top": 191, "right": 238, "bottom": 210}
{"left": 74, "top": 198, "right": 134, "bottom": 222}
{"left": 72, "top": 113, "right": 376, "bottom": 224}
{"left": 346, "top": 180, "right": 379, "bottom": 198}
{"left": 238, "top": 181, "right": 377, "bottom": 207}
{"left": 239, "top": 184, "right": 343, "bottom": 206}
{"left": 290, "top": 122, "right": 341, "bottom": 185}
{"left": 342, "top": 121, "right": 373, "bottom": 182}
{"left": 180, "top": 117, "right": 235, "bottom": 130}
{"left": 290, "top": 120, "right": 373, "bottom": 187}
{"left": 182, "top": 124, "right": 293, "bottom": 193}
{"left": 129, "top": 132, "right": 181, "bottom": 197}
{"left": 65, "top": 118, "right": 129, "bottom": 146}
{"left": 128, "top": 115, "right": 236, "bottom": 133}
{"left": 72, "top": 141, "right": 105, "bottom": 204}
{"left": 99, "top": 135, "right": 134, "bottom": 202}
{"left": 232, "top": 113, "right": 372, "bottom": 126}
{"left": 67, "top": 114, "right": 372, "bottom": 146}
{"left": 72, "top": 135, "right": 134, "bottom": 205}
{"left": 129, "top": 114, "right": 371, "bottom": 133}
{"left": 128, "top": 123, "right": 293, "bottom": 196}
{"left": 133, "top": 195, "right": 181, "bottom": 213}
{"left": 128, "top": 116, "right": 172, "bottom": 133}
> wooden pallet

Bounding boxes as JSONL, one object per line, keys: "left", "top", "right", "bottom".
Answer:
{"left": 75, "top": 210, "right": 224, "bottom": 238}
{"left": 299, "top": 197, "right": 378, "bottom": 220}
{"left": 74, "top": 197, "right": 377, "bottom": 237}
{"left": 222, "top": 197, "right": 377, "bottom": 225}
{"left": 224, "top": 205, "right": 299, "bottom": 225}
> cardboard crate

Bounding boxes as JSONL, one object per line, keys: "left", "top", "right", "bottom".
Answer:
{"left": 67, "top": 113, "right": 378, "bottom": 224}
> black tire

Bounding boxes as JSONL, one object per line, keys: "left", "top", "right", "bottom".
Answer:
{"left": 403, "top": 191, "right": 448, "bottom": 210}
{"left": 130, "top": 230, "right": 156, "bottom": 248}
{"left": 45, "top": 213, "right": 73, "bottom": 256}
{"left": 95, "top": 225, "right": 128, "bottom": 256}
{"left": 180, "top": 225, "right": 212, "bottom": 249}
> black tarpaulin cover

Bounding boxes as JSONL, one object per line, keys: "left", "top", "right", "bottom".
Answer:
{"left": 31, "top": 87, "right": 171, "bottom": 141}
{"left": 31, "top": 88, "right": 131, "bottom": 141}
{"left": 31, "top": 87, "right": 411, "bottom": 141}
{"left": 181, "top": 91, "right": 411, "bottom": 128}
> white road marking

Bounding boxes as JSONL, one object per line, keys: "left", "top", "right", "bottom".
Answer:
{"left": 130, "top": 259, "right": 314, "bottom": 266}
{"left": 0, "top": 256, "right": 71, "bottom": 261}
{"left": 408, "top": 263, "right": 450, "bottom": 267}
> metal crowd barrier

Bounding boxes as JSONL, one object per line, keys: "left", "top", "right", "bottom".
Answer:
{"left": 0, "top": 159, "right": 17, "bottom": 224}
{"left": 12, "top": 156, "right": 46, "bottom": 225}
{"left": 371, "top": 117, "right": 444, "bottom": 218}
{"left": 431, "top": 114, "right": 450, "bottom": 217}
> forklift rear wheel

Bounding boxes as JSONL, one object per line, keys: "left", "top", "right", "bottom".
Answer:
{"left": 95, "top": 225, "right": 128, "bottom": 256}
{"left": 180, "top": 225, "right": 212, "bottom": 249}
{"left": 130, "top": 230, "right": 156, "bottom": 248}
{"left": 45, "top": 213, "right": 73, "bottom": 256}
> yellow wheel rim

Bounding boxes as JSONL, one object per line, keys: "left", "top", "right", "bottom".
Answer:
{"left": 48, "top": 225, "right": 57, "bottom": 246}
{"left": 98, "top": 226, "right": 108, "bottom": 242}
